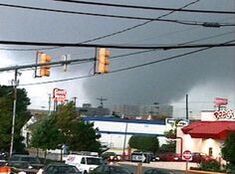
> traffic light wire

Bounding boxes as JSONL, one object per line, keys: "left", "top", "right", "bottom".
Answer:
{"left": 19, "top": 39, "right": 235, "bottom": 87}
{"left": 0, "top": 0, "right": 200, "bottom": 51}
{"left": 54, "top": 0, "right": 235, "bottom": 15}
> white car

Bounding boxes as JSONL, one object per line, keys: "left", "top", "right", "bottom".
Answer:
{"left": 65, "top": 155, "right": 103, "bottom": 174}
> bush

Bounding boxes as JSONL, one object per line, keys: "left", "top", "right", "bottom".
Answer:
{"left": 200, "top": 159, "right": 221, "bottom": 172}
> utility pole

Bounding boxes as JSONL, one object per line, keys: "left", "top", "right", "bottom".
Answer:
{"left": 48, "top": 94, "right": 51, "bottom": 115}
{"left": 122, "top": 122, "right": 128, "bottom": 159}
{"left": 10, "top": 69, "right": 19, "bottom": 158}
{"left": 186, "top": 94, "right": 189, "bottom": 120}
{"left": 96, "top": 97, "right": 107, "bottom": 108}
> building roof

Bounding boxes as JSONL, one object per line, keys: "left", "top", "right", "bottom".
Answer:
{"left": 182, "top": 121, "right": 235, "bottom": 140}
{"left": 83, "top": 116, "right": 165, "bottom": 125}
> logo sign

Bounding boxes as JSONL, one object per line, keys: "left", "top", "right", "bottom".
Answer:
{"left": 214, "top": 98, "right": 228, "bottom": 107}
{"left": 214, "top": 108, "right": 235, "bottom": 120}
{"left": 53, "top": 88, "right": 67, "bottom": 103}
{"left": 182, "top": 150, "right": 192, "bottom": 161}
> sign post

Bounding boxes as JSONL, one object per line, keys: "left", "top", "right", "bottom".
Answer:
{"left": 182, "top": 150, "right": 192, "bottom": 174}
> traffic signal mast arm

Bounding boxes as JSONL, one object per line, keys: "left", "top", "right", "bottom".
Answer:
{"left": 0, "top": 57, "right": 95, "bottom": 73}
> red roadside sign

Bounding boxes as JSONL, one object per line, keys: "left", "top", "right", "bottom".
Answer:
{"left": 182, "top": 150, "right": 192, "bottom": 161}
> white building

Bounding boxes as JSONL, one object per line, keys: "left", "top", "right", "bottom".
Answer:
{"left": 83, "top": 117, "right": 169, "bottom": 154}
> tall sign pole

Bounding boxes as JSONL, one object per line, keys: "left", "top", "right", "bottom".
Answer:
{"left": 186, "top": 94, "right": 189, "bottom": 120}
{"left": 182, "top": 150, "right": 192, "bottom": 174}
{"left": 10, "top": 69, "right": 19, "bottom": 158}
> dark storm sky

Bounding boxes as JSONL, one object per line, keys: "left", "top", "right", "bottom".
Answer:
{"left": 0, "top": 0, "right": 234, "bottom": 116}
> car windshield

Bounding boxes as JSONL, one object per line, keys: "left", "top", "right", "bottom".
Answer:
{"left": 87, "top": 157, "right": 102, "bottom": 165}
{"left": 9, "top": 161, "right": 29, "bottom": 169}
{"left": 10, "top": 156, "right": 40, "bottom": 164}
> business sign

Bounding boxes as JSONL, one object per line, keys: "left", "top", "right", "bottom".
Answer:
{"left": 214, "top": 97, "right": 228, "bottom": 107}
{"left": 214, "top": 108, "right": 235, "bottom": 120}
{"left": 53, "top": 88, "right": 67, "bottom": 103}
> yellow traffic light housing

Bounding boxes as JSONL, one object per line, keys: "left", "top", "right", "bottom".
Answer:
{"left": 98, "top": 48, "right": 110, "bottom": 74}
{"left": 39, "top": 53, "right": 52, "bottom": 77}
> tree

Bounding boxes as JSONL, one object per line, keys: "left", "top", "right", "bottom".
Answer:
{"left": 54, "top": 102, "right": 101, "bottom": 153}
{"left": 0, "top": 85, "right": 31, "bottom": 153}
{"left": 221, "top": 133, "right": 235, "bottom": 171}
{"left": 31, "top": 116, "right": 64, "bottom": 153}
{"left": 159, "top": 141, "right": 176, "bottom": 153}
{"left": 129, "top": 135, "right": 159, "bottom": 154}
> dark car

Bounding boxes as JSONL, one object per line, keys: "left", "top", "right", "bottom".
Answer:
{"left": 158, "top": 153, "right": 181, "bottom": 161}
{"left": 9, "top": 154, "right": 44, "bottom": 170}
{"left": 191, "top": 152, "right": 205, "bottom": 163}
{"left": 9, "top": 161, "right": 38, "bottom": 174}
{"left": 101, "top": 152, "right": 122, "bottom": 162}
{"left": 144, "top": 168, "right": 176, "bottom": 174}
{"left": 190, "top": 152, "right": 214, "bottom": 163}
{"left": 40, "top": 163, "right": 81, "bottom": 174}
{"left": 90, "top": 164, "right": 133, "bottom": 174}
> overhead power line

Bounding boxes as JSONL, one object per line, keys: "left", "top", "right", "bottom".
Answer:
{"left": 18, "top": 39, "right": 235, "bottom": 87}
{"left": 0, "top": 3, "right": 234, "bottom": 27}
{"left": 54, "top": 0, "right": 235, "bottom": 15}
{"left": 109, "top": 30, "right": 235, "bottom": 60}
{"left": 0, "top": 40, "right": 235, "bottom": 50}
{"left": 7, "top": 29, "right": 235, "bottom": 74}
{"left": 0, "top": 1, "right": 200, "bottom": 52}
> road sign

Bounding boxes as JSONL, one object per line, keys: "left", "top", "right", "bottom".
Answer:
{"left": 182, "top": 150, "right": 192, "bottom": 161}
{"left": 131, "top": 153, "right": 146, "bottom": 162}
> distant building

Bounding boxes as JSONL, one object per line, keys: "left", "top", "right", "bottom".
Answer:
{"left": 111, "top": 104, "right": 173, "bottom": 117}
{"left": 77, "top": 103, "right": 110, "bottom": 117}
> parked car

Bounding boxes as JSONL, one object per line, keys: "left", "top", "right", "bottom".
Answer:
{"left": 190, "top": 152, "right": 214, "bottom": 163}
{"left": 65, "top": 154, "right": 103, "bottom": 174}
{"left": 0, "top": 154, "right": 7, "bottom": 166}
{"left": 37, "top": 163, "right": 81, "bottom": 174}
{"left": 144, "top": 168, "right": 176, "bottom": 174}
{"left": 90, "top": 164, "right": 133, "bottom": 174}
{"left": 191, "top": 152, "right": 205, "bottom": 163}
{"left": 8, "top": 154, "right": 44, "bottom": 170}
{"left": 9, "top": 161, "right": 38, "bottom": 174}
{"left": 158, "top": 153, "right": 181, "bottom": 161}
{"left": 101, "top": 152, "right": 122, "bottom": 162}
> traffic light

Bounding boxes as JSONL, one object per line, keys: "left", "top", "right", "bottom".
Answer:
{"left": 39, "top": 53, "right": 52, "bottom": 77}
{"left": 98, "top": 48, "right": 110, "bottom": 74}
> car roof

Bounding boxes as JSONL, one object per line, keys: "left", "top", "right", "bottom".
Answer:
{"left": 12, "top": 154, "right": 34, "bottom": 157}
